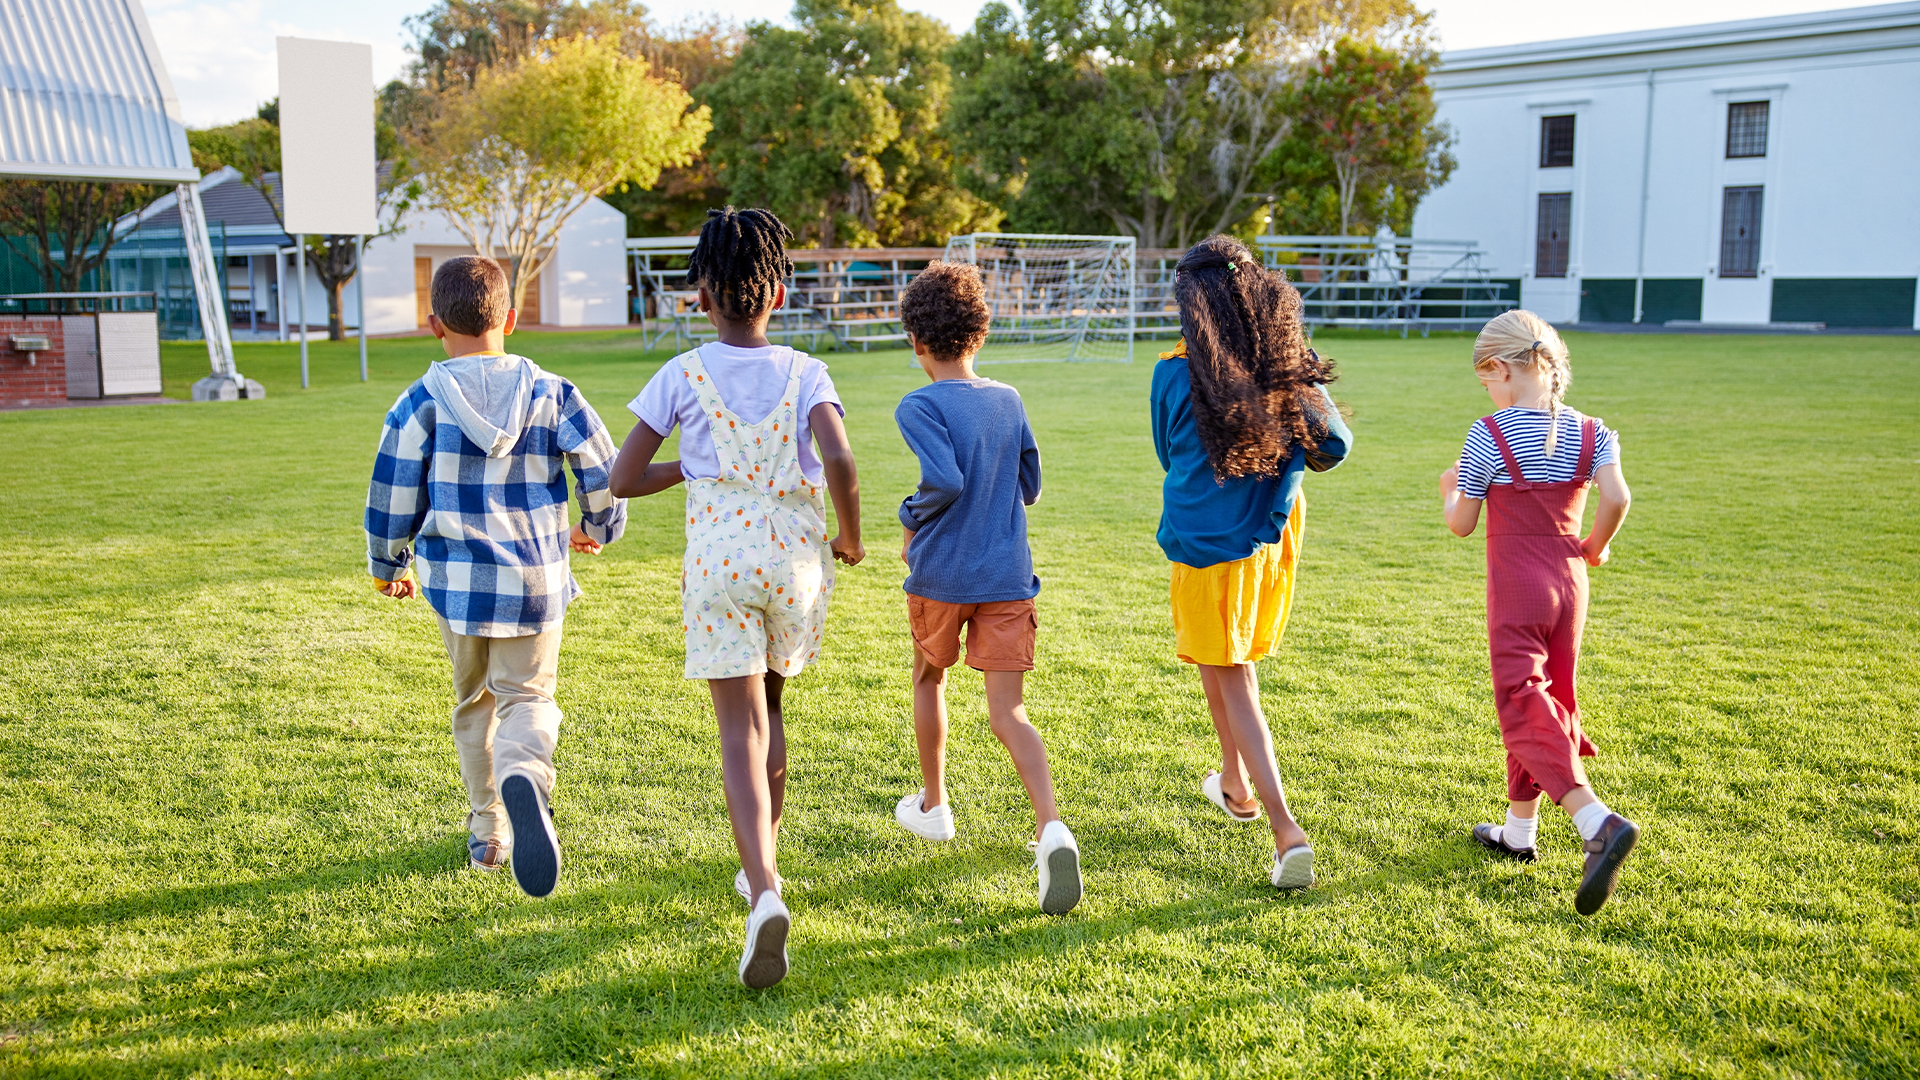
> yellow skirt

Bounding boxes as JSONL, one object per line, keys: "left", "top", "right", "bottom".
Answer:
{"left": 1169, "top": 495, "right": 1304, "bottom": 667}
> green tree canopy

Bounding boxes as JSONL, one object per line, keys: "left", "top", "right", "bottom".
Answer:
{"left": 946, "top": 0, "right": 1425, "bottom": 249}
{"left": 415, "top": 33, "right": 711, "bottom": 308}
{"left": 1262, "top": 36, "right": 1453, "bottom": 236}
{"left": 702, "top": 0, "right": 1001, "bottom": 248}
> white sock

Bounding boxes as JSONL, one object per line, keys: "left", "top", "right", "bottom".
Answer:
{"left": 1570, "top": 800, "right": 1613, "bottom": 842}
{"left": 1501, "top": 809, "right": 1538, "bottom": 850}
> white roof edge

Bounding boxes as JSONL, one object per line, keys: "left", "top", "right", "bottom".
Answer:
{"left": 1, "top": 162, "right": 199, "bottom": 184}
{"left": 1439, "top": 1, "right": 1920, "bottom": 71}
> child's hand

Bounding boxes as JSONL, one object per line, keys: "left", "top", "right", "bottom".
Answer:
{"left": 570, "top": 523, "right": 602, "bottom": 555}
{"left": 378, "top": 577, "right": 417, "bottom": 599}
{"left": 831, "top": 533, "right": 865, "bottom": 566}
{"left": 1439, "top": 464, "right": 1459, "bottom": 494}
{"left": 900, "top": 528, "right": 916, "bottom": 565}
{"left": 1582, "top": 536, "right": 1611, "bottom": 566}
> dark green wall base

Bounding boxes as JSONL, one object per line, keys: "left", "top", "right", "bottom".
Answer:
{"left": 1578, "top": 279, "right": 1703, "bottom": 324}
{"left": 1771, "top": 279, "right": 1917, "bottom": 328}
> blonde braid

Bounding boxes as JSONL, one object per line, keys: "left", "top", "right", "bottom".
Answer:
{"left": 1473, "top": 310, "right": 1573, "bottom": 457}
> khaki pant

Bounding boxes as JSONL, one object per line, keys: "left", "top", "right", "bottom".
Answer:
{"left": 438, "top": 617, "right": 563, "bottom": 845}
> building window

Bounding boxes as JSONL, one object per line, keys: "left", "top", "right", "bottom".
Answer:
{"left": 1539, "top": 115, "right": 1575, "bottom": 168}
{"left": 1720, "top": 186, "right": 1764, "bottom": 277}
{"left": 1536, "top": 193, "right": 1571, "bottom": 277}
{"left": 1726, "top": 101, "right": 1770, "bottom": 158}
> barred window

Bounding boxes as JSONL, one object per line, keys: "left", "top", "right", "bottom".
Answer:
{"left": 1720, "top": 186, "right": 1764, "bottom": 277}
{"left": 1536, "top": 193, "right": 1571, "bottom": 278}
{"left": 1726, "top": 101, "right": 1769, "bottom": 158}
{"left": 1539, "top": 115, "right": 1575, "bottom": 168}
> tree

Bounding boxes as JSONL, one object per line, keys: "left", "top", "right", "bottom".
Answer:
{"left": 702, "top": 0, "right": 1001, "bottom": 248}
{"left": 189, "top": 98, "right": 420, "bottom": 340}
{"left": 0, "top": 181, "right": 153, "bottom": 295}
{"left": 413, "top": 33, "right": 710, "bottom": 310}
{"left": 946, "top": 0, "right": 1425, "bottom": 249}
{"left": 1264, "top": 36, "right": 1454, "bottom": 237}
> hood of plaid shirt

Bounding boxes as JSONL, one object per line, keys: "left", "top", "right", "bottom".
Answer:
{"left": 422, "top": 353, "right": 539, "bottom": 458}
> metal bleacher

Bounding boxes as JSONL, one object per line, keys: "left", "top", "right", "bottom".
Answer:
{"left": 628, "top": 235, "right": 1512, "bottom": 351}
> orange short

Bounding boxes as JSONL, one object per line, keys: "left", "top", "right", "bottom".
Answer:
{"left": 907, "top": 595, "right": 1038, "bottom": 672}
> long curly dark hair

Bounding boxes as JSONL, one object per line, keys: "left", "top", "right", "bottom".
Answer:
{"left": 1174, "top": 235, "right": 1336, "bottom": 480}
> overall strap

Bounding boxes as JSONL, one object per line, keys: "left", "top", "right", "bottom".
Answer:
{"left": 1575, "top": 417, "right": 1597, "bottom": 482}
{"left": 680, "top": 345, "right": 725, "bottom": 417}
{"left": 1480, "top": 416, "right": 1530, "bottom": 488}
{"left": 778, "top": 348, "right": 803, "bottom": 423}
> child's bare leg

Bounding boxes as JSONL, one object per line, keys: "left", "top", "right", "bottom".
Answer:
{"left": 1558, "top": 786, "right": 1596, "bottom": 818}
{"left": 912, "top": 648, "right": 951, "bottom": 809}
{"left": 710, "top": 674, "right": 779, "bottom": 899}
{"left": 983, "top": 669, "right": 1060, "bottom": 838}
{"left": 765, "top": 671, "right": 787, "bottom": 834}
{"left": 1199, "top": 674, "right": 1258, "bottom": 815}
{"left": 1198, "top": 663, "right": 1308, "bottom": 852}
{"left": 1509, "top": 794, "right": 1541, "bottom": 820}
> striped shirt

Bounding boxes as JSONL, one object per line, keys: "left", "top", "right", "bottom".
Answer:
{"left": 366, "top": 364, "right": 626, "bottom": 637}
{"left": 1455, "top": 407, "right": 1618, "bottom": 499}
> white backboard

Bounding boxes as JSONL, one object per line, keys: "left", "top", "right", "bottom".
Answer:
{"left": 276, "top": 37, "right": 376, "bottom": 235}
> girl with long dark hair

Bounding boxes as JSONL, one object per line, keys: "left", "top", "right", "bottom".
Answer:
{"left": 1151, "top": 234, "right": 1351, "bottom": 890}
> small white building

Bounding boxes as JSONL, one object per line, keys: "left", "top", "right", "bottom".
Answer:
{"left": 1415, "top": 2, "right": 1920, "bottom": 328}
{"left": 117, "top": 168, "right": 633, "bottom": 336}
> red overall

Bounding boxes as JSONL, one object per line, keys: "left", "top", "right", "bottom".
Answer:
{"left": 1482, "top": 415, "right": 1598, "bottom": 804}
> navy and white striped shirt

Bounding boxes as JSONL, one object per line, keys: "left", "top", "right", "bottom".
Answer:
{"left": 1455, "top": 407, "right": 1618, "bottom": 499}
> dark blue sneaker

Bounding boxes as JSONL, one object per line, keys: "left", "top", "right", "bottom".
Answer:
{"left": 500, "top": 773, "right": 561, "bottom": 898}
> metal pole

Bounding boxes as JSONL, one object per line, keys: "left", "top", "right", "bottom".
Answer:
{"left": 297, "top": 235, "right": 308, "bottom": 389}
{"left": 1633, "top": 69, "right": 1656, "bottom": 324}
{"left": 356, "top": 235, "right": 368, "bottom": 381}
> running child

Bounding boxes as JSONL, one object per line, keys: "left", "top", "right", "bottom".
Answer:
{"left": 889, "top": 261, "right": 1082, "bottom": 916}
{"left": 610, "top": 207, "right": 863, "bottom": 989}
{"left": 366, "top": 255, "right": 627, "bottom": 900}
{"left": 1440, "top": 310, "right": 1638, "bottom": 915}
{"left": 1152, "top": 235, "right": 1350, "bottom": 891}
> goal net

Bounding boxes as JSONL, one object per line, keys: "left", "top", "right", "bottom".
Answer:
{"left": 941, "top": 234, "right": 1136, "bottom": 363}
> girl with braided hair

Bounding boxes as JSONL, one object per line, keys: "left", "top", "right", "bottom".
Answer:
{"left": 611, "top": 206, "right": 865, "bottom": 987}
{"left": 1152, "top": 234, "right": 1351, "bottom": 891}
{"left": 1439, "top": 309, "right": 1639, "bottom": 915}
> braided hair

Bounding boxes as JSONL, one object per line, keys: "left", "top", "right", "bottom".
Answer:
{"left": 686, "top": 206, "right": 794, "bottom": 322}
{"left": 1173, "top": 235, "right": 1337, "bottom": 481}
{"left": 1471, "top": 309, "right": 1572, "bottom": 455}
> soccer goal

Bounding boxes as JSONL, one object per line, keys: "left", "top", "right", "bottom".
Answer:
{"left": 941, "top": 234, "right": 1136, "bottom": 363}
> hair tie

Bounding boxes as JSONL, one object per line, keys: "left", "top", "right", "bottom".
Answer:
{"left": 1530, "top": 340, "right": 1542, "bottom": 353}
{"left": 1226, "top": 260, "right": 1238, "bottom": 272}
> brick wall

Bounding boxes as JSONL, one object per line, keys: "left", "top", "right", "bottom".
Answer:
{"left": 0, "top": 316, "right": 68, "bottom": 407}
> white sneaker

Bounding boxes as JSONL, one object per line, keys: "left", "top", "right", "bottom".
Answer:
{"left": 894, "top": 789, "right": 956, "bottom": 841}
{"left": 1271, "top": 844, "right": 1315, "bottom": 890}
{"left": 738, "top": 891, "right": 791, "bottom": 990}
{"left": 733, "top": 868, "right": 786, "bottom": 906}
{"left": 1031, "top": 819, "right": 1083, "bottom": 915}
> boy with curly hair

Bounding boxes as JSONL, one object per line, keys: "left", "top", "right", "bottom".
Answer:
{"left": 889, "top": 260, "right": 1081, "bottom": 915}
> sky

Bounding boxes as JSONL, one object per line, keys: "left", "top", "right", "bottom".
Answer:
{"left": 148, "top": 0, "right": 1880, "bottom": 127}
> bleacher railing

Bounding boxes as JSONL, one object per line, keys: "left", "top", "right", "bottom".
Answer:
{"left": 627, "top": 234, "right": 1512, "bottom": 351}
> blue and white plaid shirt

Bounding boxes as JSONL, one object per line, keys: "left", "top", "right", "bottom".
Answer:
{"left": 365, "top": 360, "right": 626, "bottom": 637}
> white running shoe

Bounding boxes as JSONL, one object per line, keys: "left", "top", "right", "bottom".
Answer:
{"left": 894, "top": 789, "right": 956, "bottom": 841}
{"left": 1031, "top": 819, "right": 1083, "bottom": 915}
{"left": 738, "top": 891, "right": 791, "bottom": 990}
{"left": 733, "top": 868, "right": 786, "bottom": 906}
{"left": 1270, "top": 844, "right": 1315, "bottom": 890}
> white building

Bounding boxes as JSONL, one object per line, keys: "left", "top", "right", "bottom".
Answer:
{"left": 1414, "top": 2, "right": 1920, "bottom": 328}
{"left": 116, "top": 168, "right": 632, "bottom": 336}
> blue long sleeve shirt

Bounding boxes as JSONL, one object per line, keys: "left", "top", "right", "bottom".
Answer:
{"left": 1151, "top": 356, "right": 1351, "bottom": 569}
{"left": 896, "top": 378, "right": 1043, "bottom": 604}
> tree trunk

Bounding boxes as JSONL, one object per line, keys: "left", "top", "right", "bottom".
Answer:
{"left": 327, "top": 277, "right": 346, "bottom": 341}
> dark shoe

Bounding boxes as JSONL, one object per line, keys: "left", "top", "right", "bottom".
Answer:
{"left": 1575, "top": 814, "right": 1638, "bottom": 915}
{"left": 500, "top": 773, "right": 561, "bottom": 898}
{"left": 467, "top": 834, "right": 509, "bottom": 871}
{"left": 1472, "top": 823, "right": 1538, "bottom": 862}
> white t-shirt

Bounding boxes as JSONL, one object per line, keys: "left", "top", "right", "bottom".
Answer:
{"left": 628, "top": 343, "right": 844, "bottom": 483}
{"left": 1456, "top": 406, "right": 1619, "bottom": 499}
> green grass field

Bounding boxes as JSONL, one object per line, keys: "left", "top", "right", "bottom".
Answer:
{"left": 1, "top": 327, "right": 1915, "bottom": 1078}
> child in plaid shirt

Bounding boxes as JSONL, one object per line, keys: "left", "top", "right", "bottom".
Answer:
{"left": 365, "top": 256, "right": 626, "bottom": 899}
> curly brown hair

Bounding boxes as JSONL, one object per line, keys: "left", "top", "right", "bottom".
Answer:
{"left": 898, "top": 261, "right": 991, "bottom": 362}
{"left": 1174, "top": 235, "right": 1337, "bottom": 480}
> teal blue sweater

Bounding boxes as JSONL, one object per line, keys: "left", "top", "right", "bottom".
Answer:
{"left": 1150, "top": 357, "right": 1351, "bottom": 569}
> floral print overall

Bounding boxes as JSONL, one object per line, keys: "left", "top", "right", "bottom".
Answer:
{"left": 679, "top": 347, "right": 835, "bottom": 680}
